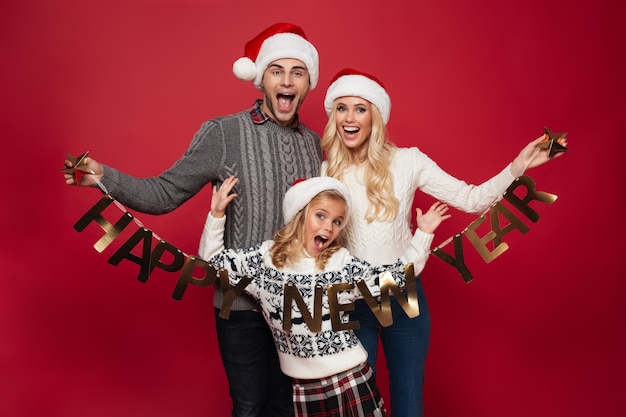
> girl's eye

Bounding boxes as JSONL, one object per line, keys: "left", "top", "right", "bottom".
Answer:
{"left": 357, "top": 107, "right": 366, "bottom": 113}
{"left": 316, "top": 213, "right": 324, "bottom": 219}
{"left": 337, "top": 105, "right": 346, "bottom": 112}
{"left": 333, "top": 219, "right": 342, "bottom": 226}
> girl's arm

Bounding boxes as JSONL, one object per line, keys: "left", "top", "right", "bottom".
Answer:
{"left": 199, "top": 213, "right": 227, "bottom": 261}
{"left": 198, "top": 176, "right": 238, "bottom": 260}
{"left": 197, "top": 176, "right": 261, "bottom": 293}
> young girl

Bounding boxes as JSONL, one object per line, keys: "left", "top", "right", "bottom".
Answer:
{"left": 199, "top": 176, "right": 450, "bottom": 417}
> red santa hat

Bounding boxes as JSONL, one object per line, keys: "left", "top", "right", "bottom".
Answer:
{"left": 282, "top": 177, "right": 352, "bottom": 226}
{"left": 324, "top": 68, "right": 391, "bottom": 125}
{"left": 233, "top": 23, "right": 319, "bottom": 90}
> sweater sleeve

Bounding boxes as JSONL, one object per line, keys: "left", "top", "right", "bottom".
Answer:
{"left": 407, "top": 147, "right": 515, "bottom": 215}
{"left": 198, "top": 212, "right": 226, "bottom": 260}
{"left": 399, "top": 228, "right": 434, "bottom": 277}
{"left": 197, "top": 212, "right": 265, "bottom": 294}
{"left": 98, "top": 120, "right": 225, "bottom": 214}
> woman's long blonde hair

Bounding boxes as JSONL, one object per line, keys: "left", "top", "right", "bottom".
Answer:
{"left": 321, "top": 99, "right": 399, "bottom": 222}
{"left": 271, "top": 190, "right": 346, "bottom": 270}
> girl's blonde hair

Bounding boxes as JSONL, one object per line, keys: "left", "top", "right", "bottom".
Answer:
{"left": 271, "top": 190, "right": 346, "bottom": 270}
{"left": 320, "top": 99, "right": 399, "bottom": 222}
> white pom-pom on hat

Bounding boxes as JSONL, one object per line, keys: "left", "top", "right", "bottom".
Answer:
{"left": 324, "top": 68, "right": 392, "bottom": 125}
{"left": 232, "top": 57, "right": 256, "bottom": 81}
{"left": 233, "top": 23, "right": 319, "bottom": 90}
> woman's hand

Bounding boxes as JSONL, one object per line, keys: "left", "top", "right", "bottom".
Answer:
{"left": 511, "top": 133, "right": 569, "bottom": 177}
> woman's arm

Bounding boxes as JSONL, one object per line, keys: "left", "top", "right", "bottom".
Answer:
{"left": 411, "top": 134, "right": 567, "bottom": 215}
{"left": 401, "top": 201, "right": 450, "bottom": 276}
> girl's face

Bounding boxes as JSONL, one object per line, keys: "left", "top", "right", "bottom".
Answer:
{"left": 303, "top": 197, "right": 347, "bottom": 257}
{"left": 334, "top": 96, "right": 372, "bottom": 162}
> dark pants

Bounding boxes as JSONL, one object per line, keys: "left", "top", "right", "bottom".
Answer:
{"left": 215, "top": 308, "right": 294, "bottom": 417}
{"left": 350, "top": 279, "right": 430, "bottom": 417}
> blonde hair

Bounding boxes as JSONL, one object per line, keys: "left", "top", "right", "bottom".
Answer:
{"left": 271, "top": 190, "right": 346, "bottom": 270}
{"left": 321, "top": 99, "right": 399, "bottom": 222}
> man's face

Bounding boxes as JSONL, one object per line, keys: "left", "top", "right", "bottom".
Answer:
{"left": 260, "top": 58, "right": 311, "bottom": 126}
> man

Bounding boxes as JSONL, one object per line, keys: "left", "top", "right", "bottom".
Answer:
{"left": 64, "top": 23, "right": 322, "bottom": 417}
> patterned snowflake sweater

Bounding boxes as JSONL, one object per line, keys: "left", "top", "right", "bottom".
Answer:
{"left": 199, "top": 213, "right": 434, "bottom": 379}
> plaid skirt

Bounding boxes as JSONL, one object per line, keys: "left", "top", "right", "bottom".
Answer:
{"left": 292, "top": 363, "right": 386, "bottom": 417}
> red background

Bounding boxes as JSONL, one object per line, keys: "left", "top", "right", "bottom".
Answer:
{"left": 2, "top": 1, "right": 625, "bottom": 416}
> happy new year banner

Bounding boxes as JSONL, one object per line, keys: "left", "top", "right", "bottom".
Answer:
{"left": 68, "top": 173, "right": 557, "bottom": 330}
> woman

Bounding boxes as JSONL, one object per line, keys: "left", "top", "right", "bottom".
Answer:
{"left": 320, "top": 68, "right": 567, "bottom": 417}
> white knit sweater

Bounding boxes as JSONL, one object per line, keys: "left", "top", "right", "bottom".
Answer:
{"left": 322, "top": 147, "right": 515, "bottom": 265}
{"left": 199, "top": 213, "right": 434, "bottom": 379}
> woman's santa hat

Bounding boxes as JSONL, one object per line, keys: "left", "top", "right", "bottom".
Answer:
{"left": 233, "top": 23, "right": 319, "bottom": 90}
{"left": 283, "top": 177, "right": 352, "bottom": 226}
{"left": 324, "top": 68, "right": 392, "bottom": 124}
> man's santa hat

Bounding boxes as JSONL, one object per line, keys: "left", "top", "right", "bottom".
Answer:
{"left": 324, "top": 68, "right": 391, "bottom": 125}
{"left": 233, "top": 23, "right": 319, "bottom": 90}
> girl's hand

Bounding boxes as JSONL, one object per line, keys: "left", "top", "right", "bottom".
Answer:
{"left": 416, "top": 201, "right": 451, "bottom": 234}
{"left": 211, "top": 176, "right": 239, "bottom": 218}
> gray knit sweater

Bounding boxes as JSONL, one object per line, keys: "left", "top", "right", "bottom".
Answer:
{"left": 99, "top": 102, "right": 322, "bottom": 309}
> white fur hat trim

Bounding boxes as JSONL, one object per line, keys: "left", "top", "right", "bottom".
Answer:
{"left": 251, "top": 32, "right": 319, "bottom": 90}
{"left": 324, "top": 74, "right": 391, "bottom": 124}
{"left": 282, "top": 177, "right": 351, "bottom": 225}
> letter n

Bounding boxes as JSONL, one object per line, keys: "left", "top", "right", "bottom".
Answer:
{"left": 283, "top": 283, "right": 323, "bottom": 332}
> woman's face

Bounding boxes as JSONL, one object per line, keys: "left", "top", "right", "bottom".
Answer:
{"left": 334, "top": 96, "right": 372, "bottom": 161}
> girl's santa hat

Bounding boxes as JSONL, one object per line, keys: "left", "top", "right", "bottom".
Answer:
{"left": 283, "top": 177, "right": 352, "bottom": 225}
{"left": 324, "top": 68, "right": 391, "bottom": 124}
{"left": 233, "top": 23, "right": 319, "bottom": 90}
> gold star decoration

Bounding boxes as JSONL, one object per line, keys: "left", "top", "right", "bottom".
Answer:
{"left": 537, "top": 126, "right": 568, "bottom": 158}
{"left": 61, "top": 151, "right": 95, "bottom": 184}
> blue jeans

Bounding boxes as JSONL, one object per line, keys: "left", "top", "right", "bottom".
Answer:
{"left": 350, "top": 278, "right": 430, "bottom": 417}
{"left": 215, "top": 308, "right": 294, "bottom": 417}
